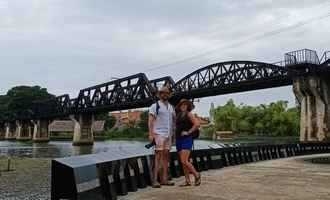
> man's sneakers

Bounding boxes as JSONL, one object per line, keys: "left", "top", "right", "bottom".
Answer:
{"left": 152, "top": 181, "right": 175, "bottom": 188}
{"left": 151, "top": 182, "right": 161, "bottom": 188}
{"left": 161, "top": 181, "right": 175, "bottom": 186}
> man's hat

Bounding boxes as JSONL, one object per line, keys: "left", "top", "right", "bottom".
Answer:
{"left": 175, "top": 99, "right": 195, "bottom": 112}
{"left": 156, "top": 86, "right": 172, "bottom": 97}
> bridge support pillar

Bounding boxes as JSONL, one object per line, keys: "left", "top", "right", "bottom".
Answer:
{"left": 70, "top": 114, "right": 94, "bottom": 146}
{"left": 16, "top": 120, "right": 32, "bottom": 141}
{"left": 5, "top": 122, "right": 16, "bottom": 140}
{"left": 293, "top": 75, "right": 330, "bottom": 142}
{"left": 32, "top": 120, "right": 50, "bottom": 142}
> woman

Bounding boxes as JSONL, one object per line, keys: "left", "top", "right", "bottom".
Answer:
{"left": 175, "top": 99, "right": 201, "bottom": 186}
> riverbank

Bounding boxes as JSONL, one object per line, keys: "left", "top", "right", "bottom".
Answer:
{"left": 0, "top": 157, "right": 51, "bottom": 199}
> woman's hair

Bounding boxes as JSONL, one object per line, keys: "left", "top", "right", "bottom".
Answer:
{"left": 175, "top": 100, "right": 194, "bottom": 113}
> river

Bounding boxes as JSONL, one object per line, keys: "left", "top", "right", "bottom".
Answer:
{"left": 0, "top": 139, "right": 217, "bottom": 158}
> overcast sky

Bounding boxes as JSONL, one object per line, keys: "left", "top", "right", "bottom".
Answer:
{"left": 1, "top": 0, "right": 330, "bottom": 116}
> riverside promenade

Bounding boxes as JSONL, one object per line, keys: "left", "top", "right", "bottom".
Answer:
{"left": 1, "top": 154, "right": 330, "bottom": 199}
{"left": 121, "top": 154, "right": 330, "bottom": 200}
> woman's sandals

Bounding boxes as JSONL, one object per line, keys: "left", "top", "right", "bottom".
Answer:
{"left": 195, "top": 173, "right": 201, "bottom": 186}
{"left": 179, "top": 182, "right": 192, "bottom": 187}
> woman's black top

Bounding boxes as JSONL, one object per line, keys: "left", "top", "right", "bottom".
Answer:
{"left": 176, "top": 111, "right": 193, "bottom": 139}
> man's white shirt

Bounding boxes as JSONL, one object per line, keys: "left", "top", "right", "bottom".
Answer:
{"left": 149, "top": 100, "right": 175, "bottom": 138}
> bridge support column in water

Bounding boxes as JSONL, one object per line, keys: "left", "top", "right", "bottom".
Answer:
{"left": 293, "top": 75, "right": 330, "bottom": 142}
{"left": 70, "top": 114, "right": 94, "bottom": 146}
{"left": 16, "top": 120, "right": 32, "bottom": 141}
{"left": 5, "top": 122, "right": 16, "bottom": 140}
{"left": 32, "top": 120, "right": 50, "bottom": 142}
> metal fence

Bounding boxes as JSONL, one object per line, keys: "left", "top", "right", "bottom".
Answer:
{"left": 285, "top": 49, "right": 320, "bottom": 66}
{"left": 51, "top": 142, "right": 330, "bottom": 200}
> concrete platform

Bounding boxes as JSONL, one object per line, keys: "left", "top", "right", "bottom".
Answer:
{"left": 121, "top": 154, "right": 330, "bottom": 200}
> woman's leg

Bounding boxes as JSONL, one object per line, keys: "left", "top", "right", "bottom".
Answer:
{"left": 179, "top": 150, "right": 191, "bottom": 184}
{"left": 181, "top": 150, "right": 199, "bottom": 178}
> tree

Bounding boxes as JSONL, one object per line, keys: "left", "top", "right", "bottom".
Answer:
{"left": 212, "top": 99, "right": 300, "bottom": 137}
{"left": 105, "top": 115, "right": 116, "bottom": 130}
{"left": 0, "top": 86, "right": 54, "bottom": 121}
{"left": 214, "top": 99, "right": 240, "bottom": 132}
{"left": 0, "top": 95, "right": 11, "bottom": 122}
{"left": 138, "top": 111, "right": 149, "bottom": 132}
{"left": 95, "top": 112, "right": 116, "bottom": 130}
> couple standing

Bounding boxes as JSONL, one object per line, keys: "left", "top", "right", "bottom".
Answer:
{"left": 148, "top": 86, "right": 201, "bottom": 188}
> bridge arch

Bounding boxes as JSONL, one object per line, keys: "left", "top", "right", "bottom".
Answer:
{"left": 173, "top": 61, "right": 293, "bottom": 100}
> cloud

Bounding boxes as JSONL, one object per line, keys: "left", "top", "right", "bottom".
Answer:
{"left": 0, "top": 0, "right": 329, "bottom": 115}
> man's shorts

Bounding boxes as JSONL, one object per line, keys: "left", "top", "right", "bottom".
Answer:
{"left": 154, "top": 134, "right": 171, "bottom": 151}
{"left": 176, "top": 136, "right": 193, "bottom": 152}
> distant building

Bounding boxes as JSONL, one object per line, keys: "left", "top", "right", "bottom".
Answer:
{"left": 110, "top": 110, "right": 144, "bottom": 128}
{"left": 49, "top": 120, "right": 105, "bottom": 136}
{"left": 109, "top": 110, "right": 209, "bottom": 128}
{"left": 194, "top": 114, "right": 210, "bottom": 127}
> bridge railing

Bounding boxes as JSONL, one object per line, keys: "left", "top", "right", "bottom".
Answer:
{"left": 272, "top": 61, "right": 285, "bottom": 67}
{"left": 51, "top": 142, "right": 330, "bottom": 200}
{"left": 149, "top": 76, "right": 175, "bottom": 92}
{"left": 320, "top": 51, "right": 330, "bottom": 64}
{"left": 285, "top": 49, "right": 320, "bottom": 66}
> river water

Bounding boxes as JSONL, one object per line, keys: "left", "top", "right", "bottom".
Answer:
{"left": 0, "top": 140, "right": 217, "bottom": 158}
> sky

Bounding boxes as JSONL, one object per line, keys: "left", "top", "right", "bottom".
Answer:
{"left": 0, "top": 0, "right": 330, "bottom": 116}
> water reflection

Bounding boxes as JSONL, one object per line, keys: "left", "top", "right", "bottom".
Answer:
{"left": 0, "top": 140, "right": 216, "bottom": 158}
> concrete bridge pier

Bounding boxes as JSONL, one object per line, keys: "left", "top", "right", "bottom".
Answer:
{"left": 293, "top": 75, "right": 330, "bottom": 142}
{"left": 321, "top": 75, "right": 330, "bottom": 138}
{"left": 5, "top": 122, "right": 17, "bottom": 140}
{"left": 70, "top": 114, "right": 94, "bottom": 146}
{"left": 16, "top": 120, "right": 32, "bottom": 141}
{"left": 32, "top": 120, "right": 50, "bottom": 142}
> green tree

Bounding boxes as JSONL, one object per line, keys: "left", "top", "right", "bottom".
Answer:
{"left": 0, "top": 86, "right": 54, "bottom": 121}
{"left": 214, "top": 99, "right": 240, "bottom": 132}
{"left": 138, "top": 111, "right": 149, "bottom": 132}
{"left": 6, "top": 86, "right": 54, "bottom": 118}
{"left": 95, "top": 112, "right": 117, "bottom": 130}
{"left": 212, "top": 99, "right": 300, "bottom": 137}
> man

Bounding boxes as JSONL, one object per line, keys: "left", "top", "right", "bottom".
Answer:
{"left": 148, "top": 86, "right": 175, "bottom": 188}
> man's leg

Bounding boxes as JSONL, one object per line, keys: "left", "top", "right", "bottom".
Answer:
{"left": 153, "top": 135, "right": 164, "bottom": 187}
{"left": 161, "top": 137, "right": 174, "bottom": 185}
{"left": 153, "top": 150, "right": 162, "bottom": 186}
{"left": 161, "top": 149, "right": 169, "bottom": 183}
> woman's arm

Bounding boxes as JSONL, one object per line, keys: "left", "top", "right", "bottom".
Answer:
{"left": 187, "top": 112, "right": 200, "bottom": 134}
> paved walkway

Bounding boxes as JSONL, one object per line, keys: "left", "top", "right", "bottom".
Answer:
{"left": 121, "top": 154, "right": 330, "bottom": 200}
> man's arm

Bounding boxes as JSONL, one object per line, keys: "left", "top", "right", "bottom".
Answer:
{"left": 148, "top": 113, "right": 156, "bottom": 142}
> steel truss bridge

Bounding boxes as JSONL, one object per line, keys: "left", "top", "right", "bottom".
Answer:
{"left": 10, "top": 49, "right": 330, "bottom": 120}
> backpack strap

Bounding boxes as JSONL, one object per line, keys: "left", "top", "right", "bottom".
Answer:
{"left": 156, "top": 101, "right": 160, "bottom": 117}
